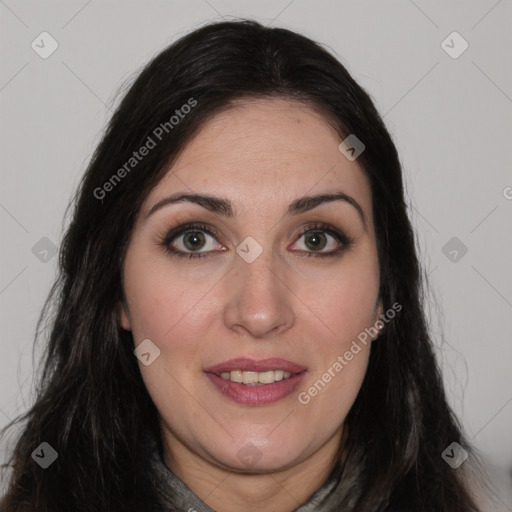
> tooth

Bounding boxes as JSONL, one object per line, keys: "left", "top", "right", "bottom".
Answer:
{"left": 230, "top": 370, "right": 243, "bottom": 383}
{"left": 274, "top": 370, "right": 284, "bottom": 381}
{"left": 258, "top": 371, "right": 275, "bottom": 384}
{"left": 221, "top": 369, "right": 295, "bottom": 384}
{"left": 242, "top": 371, "right": 259, "bottom": 384}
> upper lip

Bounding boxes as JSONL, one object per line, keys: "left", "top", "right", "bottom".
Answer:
{"left": 204, "top": 357, "right": 307, "bottom": 374}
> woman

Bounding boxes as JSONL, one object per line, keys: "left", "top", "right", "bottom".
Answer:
{"left": 0, "top": 19, "right": 490, "bottom": 512}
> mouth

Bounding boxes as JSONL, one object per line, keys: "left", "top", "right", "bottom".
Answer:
{"left": 216, "top": 369, "right": 296, "bottom": 385}
{"left": 204, "top": 358, "right": 308, "bottom": 405}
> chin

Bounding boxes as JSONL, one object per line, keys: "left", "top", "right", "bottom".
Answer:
{"left": 209, "top": 439, "right": 310, "bottom": 474}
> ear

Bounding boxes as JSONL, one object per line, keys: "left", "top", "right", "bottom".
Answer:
{"left": 374, "top": 298, "right": 384, "bottom": 323}
{"left": 373, "top": 298, "right": 385, "bottom": 339}
{"left": 116, "top": 301, "right": 132, "bottom": 331}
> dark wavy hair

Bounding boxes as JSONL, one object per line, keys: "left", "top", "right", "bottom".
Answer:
{"left": 1, "top": 19, "right": 490, "bottom": 512}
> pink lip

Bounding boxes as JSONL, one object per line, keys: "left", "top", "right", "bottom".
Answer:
{"left": 205, "top": 372, "right": 307, "bottom": 406}
{"left": 204, "top": 358, "right": 308, "bottom": 406}
{"left": 204, "top": 357, "right": 307, "bottom": 374}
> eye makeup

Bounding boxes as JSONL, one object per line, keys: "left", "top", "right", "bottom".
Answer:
{"left": 156, "top": 221, "right": 354, "bottom": 260}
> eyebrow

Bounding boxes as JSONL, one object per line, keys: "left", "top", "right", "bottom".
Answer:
{"left": 145, "top": 191, "right": 366, "bottom": 227}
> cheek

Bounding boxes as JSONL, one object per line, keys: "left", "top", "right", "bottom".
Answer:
{"left": 302, "top": 257, "right": 380, "bottom": 344}
{"left": 122, "top": 251, "right": 201, "bottom": 340}
{"left": 294, "top": 252, "right": 379, "bottom": 403}
{"left": 128, "top": 271, "right": 209, "bottom": 414}
{"left": 123, "top": 256, "right": 216, "bottom": 390}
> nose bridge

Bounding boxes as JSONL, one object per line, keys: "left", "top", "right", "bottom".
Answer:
{"left": 223, "top": 237, "right": 294, "bottom": 338}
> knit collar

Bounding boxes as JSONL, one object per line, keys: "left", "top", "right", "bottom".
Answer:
{"left": 143, "top": 429, "right": 366, "bottom": 512}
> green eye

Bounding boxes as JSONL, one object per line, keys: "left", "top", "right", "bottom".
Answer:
{"left": 159, "top": 222, "right": 353, "bottom": 259}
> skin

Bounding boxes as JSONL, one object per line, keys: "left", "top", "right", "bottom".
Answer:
{"left": 118, "top": 98, "right": 383, "bottom": 511}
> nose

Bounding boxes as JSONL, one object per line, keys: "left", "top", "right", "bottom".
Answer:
{"left": 222, "top": 248, "right": 295, "bottom": 339}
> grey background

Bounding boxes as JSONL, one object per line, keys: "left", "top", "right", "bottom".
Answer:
{"left": 1, "top": 0, "right": 511, "bottom": 507}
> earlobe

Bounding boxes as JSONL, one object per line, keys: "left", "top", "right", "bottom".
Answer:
{"left": 116, "top": 302, "right": 132, "bottom": 331}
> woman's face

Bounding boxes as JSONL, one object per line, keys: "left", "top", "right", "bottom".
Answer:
{"left": 119, "top": 98, "right": 382, "bottom": 473}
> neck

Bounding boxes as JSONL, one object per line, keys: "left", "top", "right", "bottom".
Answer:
{"left": 161, "top": 425, "right": 349, "bottom": 512}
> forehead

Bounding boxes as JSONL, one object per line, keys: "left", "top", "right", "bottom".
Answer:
{"left": 141, "top": 98, "right": 372, "bottom": 219}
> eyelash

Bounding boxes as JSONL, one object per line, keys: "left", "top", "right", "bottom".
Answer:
{"left": 157, "top": 222, "right": 354, "bottom": 260}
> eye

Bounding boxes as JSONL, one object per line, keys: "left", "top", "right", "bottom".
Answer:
{"left": 289, "top": 223, "right": 353, "bottom": 258}
{"left": 158, "top": 221, "right": 353, "bottom": 259}
{"left": 159, "top": 222, "right": 224, "bottom": 259}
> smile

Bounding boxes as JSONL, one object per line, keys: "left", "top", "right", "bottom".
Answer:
{"left": 218, "top": 370, "right": 294, "bottom": 385}
{"left": 204, "top": 358, "right": 308, "bottom": 405}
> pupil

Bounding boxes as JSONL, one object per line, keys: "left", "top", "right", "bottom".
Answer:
{"left": 185, "top": 232, "right": 205, "bottom": 250}
{"left": 306, "top": 232, "right": 325, "bottom": 250}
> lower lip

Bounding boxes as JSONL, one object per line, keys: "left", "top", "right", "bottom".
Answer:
{"left": 205, "top": 372, "right": 307, "bottom": 406}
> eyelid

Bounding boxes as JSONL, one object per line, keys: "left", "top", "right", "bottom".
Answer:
{"left": 290, "top": 223, "right": 353, "bottom": 256}
{"left": 159, "top": 222, "right": 223, "bottom": 255}
{"left": 158, "top": 221, "right": 353, "bottom": 259}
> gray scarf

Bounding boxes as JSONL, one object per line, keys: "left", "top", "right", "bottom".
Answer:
{"left": 145, "top": 430, "right": 366, "bottom": 512}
